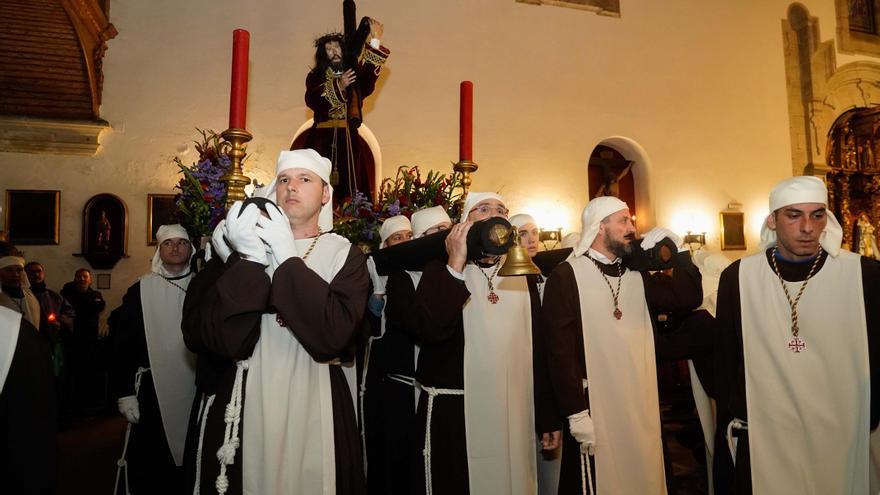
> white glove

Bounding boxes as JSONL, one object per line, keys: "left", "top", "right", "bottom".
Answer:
{"left": 225, "top": 201, "right": 268, "bottom": 265}
{"left": 568, "top": 409, "right": 596, "bottom": 455}
{"left": 255, "top": 205, "right": 298, "bottom": 266}
{"left": 118, "top": 395, "right": 140, "bottom": 424}
{"left": 366, "top": 257, "right": 387, "bottom": 295}
{"left": 640, "top": 227, "right": 685, "bottom": 252}
{"left": 211, "top": 219, "right": 233, "bottom": 263}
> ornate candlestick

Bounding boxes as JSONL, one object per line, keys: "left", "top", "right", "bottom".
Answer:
{"left": 221, "top": 128, "right": 252, "bottom": 207}
{"left": 222, "top": 29, "right": 252, "bottom": 208}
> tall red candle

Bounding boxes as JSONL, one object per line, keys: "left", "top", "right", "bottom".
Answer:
{"left": 229, "top": 29, "right": 250, "bottom": 130}
{"left": 459, "top": 81, "right": 473, "bottom": 162}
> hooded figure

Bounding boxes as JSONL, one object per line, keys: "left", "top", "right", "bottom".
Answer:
{"left": 111, "top": 223, "right": 197, "bottom": 494}
{"left": 0, "top": 255, "right": 40, "bottom": 328}
{"left": 541, "top": 195, "right": 703, "bottom": 495}
{"left": 182, "top": 148, "right": 369, "bottom": 495}
{"left": 713, "top": 175, "right": 880, "bottom": 495}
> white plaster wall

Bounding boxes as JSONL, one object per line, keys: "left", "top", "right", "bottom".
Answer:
{"left": 0, "top": 0, "right": 864, "bottom": 316}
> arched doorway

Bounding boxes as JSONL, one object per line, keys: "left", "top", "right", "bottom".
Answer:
{"left": 587, "top": 137, "right": 654, "bottom": 229}
{"left": 825, "top": 107, "right": 880, "bottom": 255}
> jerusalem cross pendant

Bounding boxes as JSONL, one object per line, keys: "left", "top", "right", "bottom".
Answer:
{"left": 613, "top": 308, "right": 622, "bottom": 320}
{"left": 788, "top": 335, "right": 805, "bottom": 353}
{"left": 487, "top": 291, "right": 500, "bottom": 304}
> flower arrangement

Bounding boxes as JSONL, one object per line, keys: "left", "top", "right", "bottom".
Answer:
{"left": 334, "top": 165, "right": 463, "bottom": 250}
{"left": 173, "top": 129, "right": 234, "bottom": 238}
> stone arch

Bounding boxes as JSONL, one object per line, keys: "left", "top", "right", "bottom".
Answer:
{"left": 782, "top": 3, "right": 880, "bottom": 176}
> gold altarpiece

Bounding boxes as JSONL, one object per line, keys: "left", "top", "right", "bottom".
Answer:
{"left": 826, "top": 107, "right": 880, "bottom": 254}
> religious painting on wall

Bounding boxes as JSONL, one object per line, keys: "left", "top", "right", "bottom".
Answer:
{"left": 147, "top": 194, "right": 178, "bottom": 245}
{"left": 4, "top": 189, "right": 60, "bottom": 245}
{"left": 77, "top": 193, "right": 128, "bottom": 269}
{"left": 849, "top": 0, "right": 877, "bottom": 34}
{"left": 720, "top": 211, "right": 746, "bottom": 251}
{"left": 515, "top": 0, "right": 620, "bottom": 16}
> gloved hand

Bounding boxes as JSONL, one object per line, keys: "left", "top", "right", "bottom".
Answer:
{"left": 118, "top": 395, "right": 140, "bottom": 424}
{"left": 568, "top": 409, "right": 596, "bottom": 455}
{"left": 225, "top": 201, "right": 268, "bottom": 265}
{"left": 366, "top": 257, "right": 387, "bottom": 295}
{"left": 211, "top": 219, "right": 233, "bottom": 263}
{"left": 255, "top": 205, "right": 298, "bottom": 266}
{"left": 640, "top": 227, "right": 685, "bottom": 252}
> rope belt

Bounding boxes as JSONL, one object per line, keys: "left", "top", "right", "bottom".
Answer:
{"left": 580, "top": 451, "right": 595, "bottom": 495}
{"left": 192, "top": 393, "right": 216, "bottom": 495}
{"left": 416, "top": 381, "right": 464, "bottom": 495}
{"left": 315, "top": 118, "right": 348, "bottom": 129}
{"left": 386, "top": 373, "right": 416, "bottom": 388}
{"left": 726, "top": 418, "right": 748, "bottom": 466}
{"left": 114, "top": 367, "right": 150, "bottom": 495}
{"left": 216, "top": 360, "right": 248, "bottom": 495}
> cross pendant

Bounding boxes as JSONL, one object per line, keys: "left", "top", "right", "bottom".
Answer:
{"left": 788, "top": 335, "right": 805, "bottom": 353}
{"left": 487, "top": 291, "right": 500, "bottom": 304}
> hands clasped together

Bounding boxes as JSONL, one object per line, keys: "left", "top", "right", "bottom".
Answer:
{"left": 213, "top": 201, "right": 299, "bottom": 266}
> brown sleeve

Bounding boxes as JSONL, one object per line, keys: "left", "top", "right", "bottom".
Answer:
{"left": 181, "top": 255, "right": 271, "bottom": 360}
{"left": 642, "top": 251, "right": 703, "bottom": 313}
{"left": 385, "top": 260, "right": 470, "bottom": 345}
{"left": 270, "top": 245, "right": 370, "bottom": 362}
{"left": 541, "top": 262, "right": 589, "bottom": 417}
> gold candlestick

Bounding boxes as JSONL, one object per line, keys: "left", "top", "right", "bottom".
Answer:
{"left": 454, "top": 159, "right": 478, "bottom": 214}
{"left": 221, "top": 127, "right": 253, "bottom": 208}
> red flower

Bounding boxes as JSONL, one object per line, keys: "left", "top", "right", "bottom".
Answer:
{"left": 358, "top": 207, "right": 372, "bottom": 219}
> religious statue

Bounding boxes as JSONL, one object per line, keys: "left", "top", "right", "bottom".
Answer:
{"left": 854, "top": 212, "right": 880, "bottom": 259}
{"left": 844, "top": 124, "right": 858, "bottom": 170}
{"left": 96, "top": 210, "right": 111, "bottom": 251}
{"left": 296, "top": 0, "right": 390, "bottom": 204}
{"left": 595, "top": 161, "right": 633, "bottom": 198}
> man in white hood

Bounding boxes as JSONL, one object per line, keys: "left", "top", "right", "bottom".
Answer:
{"left": 111, "top": 224, "right": 197, "bottom": 493}
{"left": 541, "top": 196, "right": 702, "bottom": 494}
{"left": 182, "top": 148, "right": 369, "bottom": 495}
{"left": 389, "top": 192, "right": 539, "bottom": 495}
{"left": 713, "top": 176, "right": 880, "bottom": 495}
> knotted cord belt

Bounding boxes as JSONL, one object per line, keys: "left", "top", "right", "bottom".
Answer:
{"left": 114, "top": 367, "right": 149, "bottom": 495}
{"left": 416, "top": 381, "right": 465, "bottom": 495}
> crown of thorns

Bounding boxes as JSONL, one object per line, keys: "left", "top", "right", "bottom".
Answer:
{"left": 314, "top": 32, "right": 344, "bottom": 48}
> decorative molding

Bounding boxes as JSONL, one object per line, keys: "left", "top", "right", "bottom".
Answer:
{"left": 516, "top": 0, "right": 620, "bottom": 17}
{"left": 59, "top": 0, "right": 118, "bottom": 113}
{"left": 0, "top": 116, "right": 110, "bottom": 156}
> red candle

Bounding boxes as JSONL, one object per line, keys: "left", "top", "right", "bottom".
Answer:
{"left": 459, "top": 81, "right": 473, "bottom": 162}
{"left": 229, "top": 29, "right": 250, "bottom": 130}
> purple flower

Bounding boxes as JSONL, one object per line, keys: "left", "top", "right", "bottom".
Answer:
{"left": 387, "top": 200, "right": 401, "bottom": 217}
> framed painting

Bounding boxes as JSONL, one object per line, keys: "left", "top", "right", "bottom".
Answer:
{"left": 96, "top": 273, "right": 111, "bottom": 290}
{"left": 720, "top": 211, "right": 746, "bottom": 251}
{"left": 4, "top": 190, "right": 60, "bottom": 245}
{"left": 147, "top": 194, "right": 178, "bottom": 245}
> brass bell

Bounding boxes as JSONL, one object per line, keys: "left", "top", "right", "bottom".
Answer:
{"left": 499, "top": 226, "right": 541, "bottom": 277}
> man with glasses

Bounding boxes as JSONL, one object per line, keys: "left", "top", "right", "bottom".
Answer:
{"left": 386, "top": 192, "right": 538, "bottom": 494}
